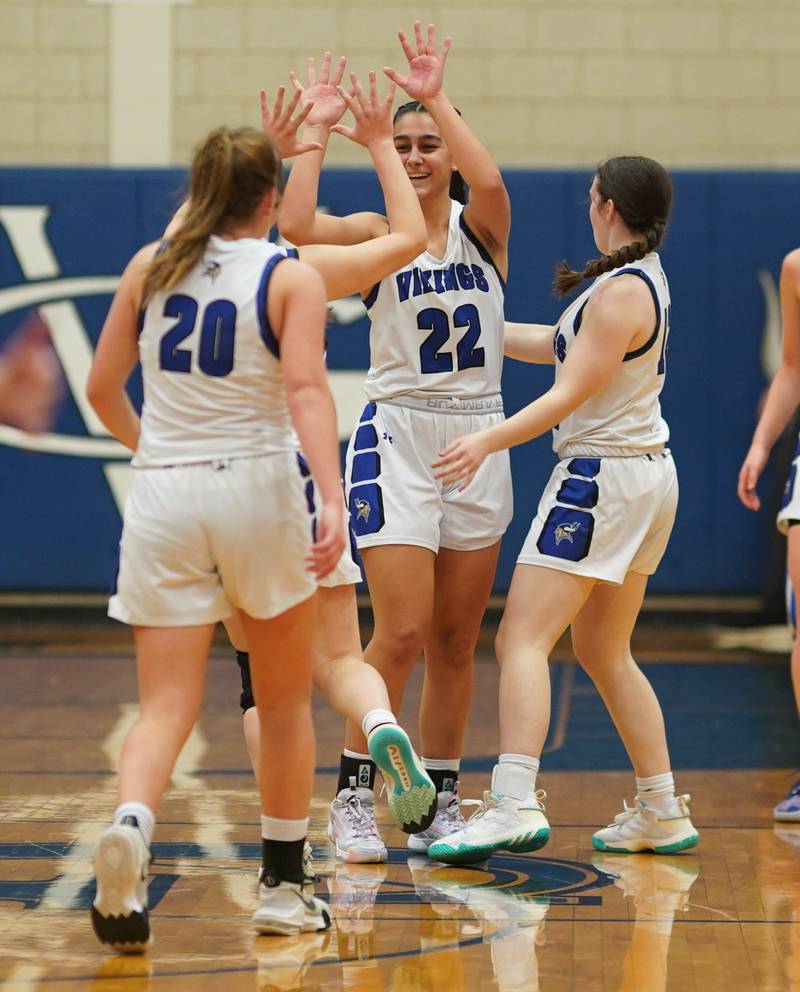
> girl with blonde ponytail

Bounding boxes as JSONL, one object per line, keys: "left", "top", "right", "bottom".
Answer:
{"left": 429, "top": 155, "right": 700, "bottom": 866}
{"left": 84, "top": 72, "right": 430, "bottom": 953}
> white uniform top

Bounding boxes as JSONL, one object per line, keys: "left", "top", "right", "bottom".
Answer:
{"left": 551, "top": 252, "right": 671, "bottom": 459}
{"left": 363, "top": 200, "right": 505, "bottom": 402}
{"left": 134, "top": 236, "right": 300, "bottom": 468}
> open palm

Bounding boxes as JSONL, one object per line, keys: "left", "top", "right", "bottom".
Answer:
{"left": 384, "top": 21, "right": 451, "bottom": 102}
{"left": 290, "top": 52, "right": 348, "bottom": 129}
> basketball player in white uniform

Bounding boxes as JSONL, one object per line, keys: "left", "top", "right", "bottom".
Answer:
{"left": 277, "top": 24, "right": 513, "bottom": 861}
{"left": 428, "top": 156, "right": 699, "bottom": 863}
{"left": 739, "top": 246, "right": 800, "bottom": 820}
{"left": 86, "top": 81, "right": 436, "bottom": 951}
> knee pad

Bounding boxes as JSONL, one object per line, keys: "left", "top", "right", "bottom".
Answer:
{"left": 236, "top": 650, "right": 255, "bottom": 711}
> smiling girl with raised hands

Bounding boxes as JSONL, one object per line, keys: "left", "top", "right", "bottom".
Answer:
{"left": 276, "top": 24, "right": 512, "bottom": 862}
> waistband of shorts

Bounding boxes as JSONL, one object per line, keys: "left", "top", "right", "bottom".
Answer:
{"left": 381, "top": 392, "right": 504, "bottom": 414}
{"left": 135, "top": 450, "right": 291, "bottom": 471}
{"left": 557, "top": 442, "right": 668, "bottom": 460}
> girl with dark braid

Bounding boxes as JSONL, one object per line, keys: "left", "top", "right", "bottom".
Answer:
{"left": 427, "top": 155, "right": 700, "bottom": 863}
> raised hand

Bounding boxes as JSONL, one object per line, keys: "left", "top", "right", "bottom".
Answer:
{"left": 259, "top": 85, "right": 322, "bottom": 158}
{"left": 331, "top": 71, "right": 396, "bottom": 149}
{"left": 289, "top": 51, "right": 349, "bottom": 130}
{"left": 383, "top": 20, "right": 451, "bottom": 102}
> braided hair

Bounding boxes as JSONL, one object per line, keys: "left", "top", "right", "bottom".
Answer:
{"left": 554, "top": 156, "right": 672, "bottom": 298}
{"left": 392, "top": 100, "right": 467, "bottom": 204}
{"left": 142, "top": 126, "right": 281, "bottom": 306}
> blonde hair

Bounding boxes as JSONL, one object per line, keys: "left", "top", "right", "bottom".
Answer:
{"left": 142, "top": 126, "right": 281, "bottom": 306}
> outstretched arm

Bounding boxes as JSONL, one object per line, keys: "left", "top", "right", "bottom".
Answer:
{"left": 297, "top": 71, "right": 426, "bottom": 300}
{"left": 385, "top": 21, "right": 510, "bottom": 274}
{"left": 433, "top": 278, "right": 652, "bottom": 489}
{"left": 738, "top": 248, "right": 800, "bottom": 510}
{"left": 273, "top": 53, "right": 388, "bottom": 247}
{"left": 504, "top": 321, "right": 556, "bottom": 364}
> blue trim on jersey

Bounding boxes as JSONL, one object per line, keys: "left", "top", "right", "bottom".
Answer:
{"left": 286, "top": 247, "right": 300, "bottom": 259}
{"left": 296, "top": 452, "right": 311, "bottom": 478}
{"left": 556, "top": 477, "right": 599, "bottom": 510}
{"left": 610, "top": 268, "right": 661, "bottom": 362}
{"left": 458, "top": 212, "right": 506, "bottom": 290}
{"left": 354, "top": 424, "right": 379, "bottom": 451}
{"left": 351, "top": 451, "right": 381, "bottom": 485}
{"left": 256, "top": 252, "right": 295, "bottom": 358}
{"left": 363, "top": 282, "right": 380, "bottom": 310}
{"left": 566, "top": 457, "right": 601, "bottom": 479}
{"left": 360, "top": 401, "right": 377, "bottom": 423}
{"left": 573, "top": 299, "right": 589, "bottom": 335}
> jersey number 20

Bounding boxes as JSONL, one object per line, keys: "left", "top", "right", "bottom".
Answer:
{"left": 418, "top": 303, "right": 485, "bottom": 374}
{"left": 159, "top": 294, "right": 237, "bottom": 377}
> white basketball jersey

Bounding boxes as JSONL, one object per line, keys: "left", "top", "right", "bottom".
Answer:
{"left": 551, "top": 252, "right": 671, "bottom": 458}
{"left": 134, "top": 236, "right": 300, "bottom": 467}
{"left": 363, "top": 201, "right": 505, "bottom": 401}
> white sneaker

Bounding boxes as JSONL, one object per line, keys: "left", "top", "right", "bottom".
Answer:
{"left": 592, "top": 852, "right": 699, "bottom": 916}
{"left": 407, "top": 791, "right": 467, "bottom": 853}
{"left": 327, "top": 863, "right": 387, "bottom": 960}
{"left": 91, "top": 817, "right": 151, "bottom": 953}
{"left": 427, "top": 791, "right": 550, "bottom": 865}
{"left": 327, "top": 778, "right": 387, "bottom": 863}
{"left": 252, "top": 873, "right": 331, "bottom": 936}
{"left": 254, "top": 931, "right": 334, "bottom": 991}
{"left": 592, "top": 795, "right": 699, "bottom": 854}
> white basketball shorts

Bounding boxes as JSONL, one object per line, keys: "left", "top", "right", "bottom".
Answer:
{"left": 344, "top": 397, "right": 513, "bottom": 553}
{"left": 109, "top": 452, "right": 318, "bottom": 626}
{"left": 518, "top": 450, "right": 678, "bottom": 585}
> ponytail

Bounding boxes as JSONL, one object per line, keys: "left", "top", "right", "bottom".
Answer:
{"left": 553, "top": 156, "right": 671, "bottom": 298}
{"left": 142, "top": 126, "right": 280, "bottom": 306}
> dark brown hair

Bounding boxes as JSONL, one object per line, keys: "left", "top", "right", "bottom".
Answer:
{"left": 392, "top": 100, "right": 467, "bottom": 205}
{"left": 554, "top": 156, "right": 672, "bottom": 297}
{"left": 142, "top": 126, "right": 281, "bottom": 305}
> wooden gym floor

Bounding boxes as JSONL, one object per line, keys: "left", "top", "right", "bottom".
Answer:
{"left": 1, "top": 612, "right": 799, "bottom": 991}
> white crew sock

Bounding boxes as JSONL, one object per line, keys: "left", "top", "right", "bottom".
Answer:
{"left": 260, "top": 815, "right": 309, "bottom": 842}
{"left": 113, "top": 802, "right": 155, "bottom": 848}
{"left": 362, "top": 708, "right": 397, "bottom": 739}
{"left": 636, "top": 772, "right": 676, "bottom": 813}
{"left": 492, "top": 754, "right": 540, "bottom": 802}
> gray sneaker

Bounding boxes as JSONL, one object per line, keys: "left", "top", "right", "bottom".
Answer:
{"left": 407, "top": 791, "right": 468, "bottom": 853}
{"left": 327, "top": 777, "right": 387, "bottom": 863}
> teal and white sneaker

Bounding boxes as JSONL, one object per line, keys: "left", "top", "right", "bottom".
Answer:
{"left": 427, "top": 791, "right": 550, "bottom": 865}
{"left": 592, "top": 795, "right": 699, "bottom": 854}
{"left": 367, "top": 725, "right": 436, "bottom": 834}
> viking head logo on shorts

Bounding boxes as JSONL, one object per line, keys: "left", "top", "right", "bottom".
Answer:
{"left": 555, "top": 521, "right": 581, "bottom": 545}
{"left": 354, "top": 497, "right": 371, "bottom": 522}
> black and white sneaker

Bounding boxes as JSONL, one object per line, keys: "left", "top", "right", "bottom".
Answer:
{"left": 252, "top": 869, "right": 331, "bottom": 936}
{"left": 91, "top": 816, "right": 151, "bottom": 954}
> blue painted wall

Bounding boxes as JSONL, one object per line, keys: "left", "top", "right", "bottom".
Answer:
{"left": 0, "top": 166, "right": 797, "bottom": 593}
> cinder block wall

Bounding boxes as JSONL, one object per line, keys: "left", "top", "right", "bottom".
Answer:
{"left": 3, "top": 0, "right": 800, "bottom": 166}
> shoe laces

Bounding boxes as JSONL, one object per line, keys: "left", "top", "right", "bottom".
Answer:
{"left": 335, "top": 794, "right": 379, "bottom": 839}
{"left": 611, "top": 799, "right": 642, "bottom": 826}
{"left": 436, "top": 795, "right": 468, "bottom": 832}
{"left": 463, "top": 789, "right": 547, "bottom": 825}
